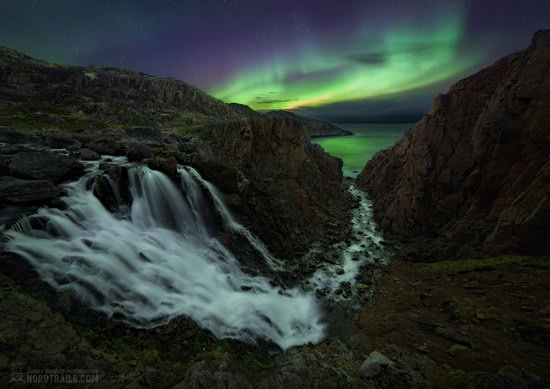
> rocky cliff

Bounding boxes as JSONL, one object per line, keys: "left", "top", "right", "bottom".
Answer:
{"left": 0, "top": 47, "right": 352, "bottom": 259}
{"left": 0, "top": 46, "right": 343, "bottom": 138}
{"left": 192, "top": 116, "right": 352, "bottom": 257}
{"left": 267, "top": 110, "right": 352, "bottom": 137}
{"left": 357, "top": 30, "right": 550, "bottom": 259}
{"left": 0, "top": 47, "right": 237, "bottom": 125}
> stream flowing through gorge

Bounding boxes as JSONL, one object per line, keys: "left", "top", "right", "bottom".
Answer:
{"left": 4, "top": 156, "right": 387, "bottom": 350}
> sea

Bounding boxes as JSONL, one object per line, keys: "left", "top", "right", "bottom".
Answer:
{"left": 312, "top": 123, "right": 412, "bottom": 178}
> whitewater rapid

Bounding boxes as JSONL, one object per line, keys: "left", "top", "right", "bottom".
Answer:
{"left": 5, "top": 158, "right": 324, "bottom": 350}
{"left": 307, "top": 186, "right": 388, "bottom": 299}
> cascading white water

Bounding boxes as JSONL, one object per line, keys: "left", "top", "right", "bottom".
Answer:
{"left": 5, "top": 159, "right": 324, "bottom": 350}
{"left": 184, "top": 166, "right": 283, "bottom": 270}
{"left": 307, "top": 186, "right": 388, "bottom": 298}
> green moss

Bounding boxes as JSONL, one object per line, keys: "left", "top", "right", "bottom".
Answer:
{"left": 422, "top": 256, "right": 550, "bottom": 274}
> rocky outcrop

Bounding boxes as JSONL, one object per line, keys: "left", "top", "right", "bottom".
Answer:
{"left": 194, "top": 116, "right": 352, "bottom": 258}
{"left": 9, "top": 151, "right": 84, "bottom": 184}
{"left": 357, "top": 30, "right": 550, "bottom": 259}
{"left": 267, "top": 110, "right": 352, "bottom": 137}
{"left": 79, "top": 148, "right": 100, "bottom": 161}
{"left": 0, "top": 177, "right": 59, "bottom": 204}
{"left": 127, "top": 143, "right": 153, "bottom": 162}
{"left": 0, "top": 46, "right": 237, "bottom": 124}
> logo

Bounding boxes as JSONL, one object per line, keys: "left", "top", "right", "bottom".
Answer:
{"left": 9, "top": 372, "right": 26, "bottom": 384}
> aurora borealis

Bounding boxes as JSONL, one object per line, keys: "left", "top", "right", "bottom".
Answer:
{"left": 1, "top": 0, "right": 549, "bottom": 121}
{"left": 212, "top": 13, "right": 474, "bottom": 110}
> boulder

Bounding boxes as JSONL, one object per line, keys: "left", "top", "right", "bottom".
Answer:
{"left": 79, "top": 148, "right": 100, "bottom": 161}
{"left": 0, "top": 176, "right": 59, "bottom": 203}
{"left": 93, "top": 166, "right": 130, "bottom": 211}
{"left": 146, "top": 156, "right": 177, "bottom": 180}
{"left": 88, "top": 138, "right": 124, "bottom": 156}
{"left": 9, "top": 151, "right": 84, "bottom": 184}
{"left": 127, "top": 143, "right": 153, "bottom": 162}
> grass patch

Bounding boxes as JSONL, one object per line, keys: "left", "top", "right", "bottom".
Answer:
{"left": 422, "top": 256, "right": 550, "bottom": 274}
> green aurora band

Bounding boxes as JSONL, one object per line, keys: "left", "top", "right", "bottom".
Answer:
{"left": 210, "top": 13, "right": 479, "bottom": 110}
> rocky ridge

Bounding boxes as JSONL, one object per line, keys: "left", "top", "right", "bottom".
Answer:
{"left": 268, "top": 110, "right": 352, "bottom": 137}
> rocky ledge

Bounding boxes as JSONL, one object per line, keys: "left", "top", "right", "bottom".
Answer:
{"left": 267, "top": 110, "right": 352, "bottom": 138}
{"left": 357, "top": 30, "right": 550, "bottom": 260}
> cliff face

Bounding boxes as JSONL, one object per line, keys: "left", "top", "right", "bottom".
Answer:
{"left": 191, "top": 116, "right": 352, "bottom": 257}
{"left": 357, "top": 30, "right": 550, "bottom": 259}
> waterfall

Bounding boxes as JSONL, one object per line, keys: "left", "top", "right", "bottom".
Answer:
{"left": 183, "top": 166, "right": 283, "bottom": 270}
{"left": 4, "top": 159, "right": 324, "bottom": 350}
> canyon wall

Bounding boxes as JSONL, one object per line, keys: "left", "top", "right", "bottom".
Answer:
{"left": 358, "top": 30, "right": 550, "bottom": 259}
{"left": 193, "top": 116, "right": 352, "bottom": 258}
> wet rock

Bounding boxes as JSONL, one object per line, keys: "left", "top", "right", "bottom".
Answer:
{"left": 0, "top": 176, "right": 59, "bottom": 203}
{"left": 99, "top": 161, "right": 110, "bottom": 170}
{"left": 9, "top": 151, "right": 84, "bottom": 183}
{"left": 79, "top": 148, "right": 100, "bottom": 161}
{"left": 146, "top": 156, "right": 177, "bottom": 180}
{"left": 127, "top": 143, "right": 153, "bottom": 162}
{"left": 93, "top": 166, "right": 130, "bottom": 210}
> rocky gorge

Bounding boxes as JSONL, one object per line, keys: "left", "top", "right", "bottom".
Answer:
{"left": 0, "top": 31, "right": 549, "bottom": 388}
{"left": 358, "top": 30, "right": 550, "bottom": 261}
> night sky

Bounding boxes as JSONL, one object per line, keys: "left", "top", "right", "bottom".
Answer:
{"left": 1, "top": 0, "right": 549, "bottom": 122}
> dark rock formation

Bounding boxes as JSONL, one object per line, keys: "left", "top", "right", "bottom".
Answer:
{"left": 0, "top": 46, "right": 237, "bottom": 124}
{"left": 0, "top": 176, "right": 59, "bottom": 203}
{"left": 79, "top": 148, "right": 100, "bottom": 161}
{"left": 357, "top": 30, "right": 550, "bottom": 259}
{"left": 267, "top": 110, "right": 352, "bottom": 137}
{"left": 127, "top": 143, "right": 153, "bottom": 162}
{"left": 146, "top": 156, "right": 178, "bottom": 180}
{"left": 88, "top": 138, "right": 125, "bottom": 156}
{"left": 195, "top": 116, "right": 352, "bottom": 257}
{"left": 93, "top": 166, "right": 130, "bottom": 211}
{"left": 9, "top": 151, "right": 84, "bottom": 184}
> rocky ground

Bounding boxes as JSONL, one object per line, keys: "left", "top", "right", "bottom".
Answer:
{"left": 2, "top": 248, "right": 548, "bottom": 388}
